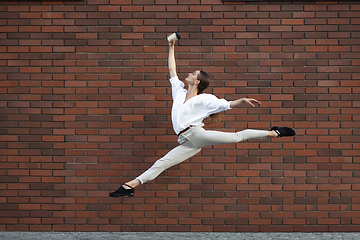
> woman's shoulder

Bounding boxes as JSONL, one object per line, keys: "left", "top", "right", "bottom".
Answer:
{"left": 198, "top": 93, "right": 218, "bottom": 99}
{"left": 170, "top": 75, "right": 181, "bottom": 83}
{"left": 194, "top": 94, "right": 219, "bottom": 106}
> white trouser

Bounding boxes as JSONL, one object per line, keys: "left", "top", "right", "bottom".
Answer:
{"left": 135, "top": 126, "right": 268, "bottom": 184}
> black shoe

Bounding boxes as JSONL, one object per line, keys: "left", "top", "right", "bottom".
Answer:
{"left": 109, "top": 184, "right": 134, "bottom": 197}
{"left": 271, "top": 126, "right": 296, "bottom": 137}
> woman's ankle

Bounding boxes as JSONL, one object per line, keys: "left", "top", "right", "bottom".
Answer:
{"left": 267, "top": 130, "right": 277, "bottom": 138}
{"left": 124, "top": 179, "right": 141, "bottom": 189}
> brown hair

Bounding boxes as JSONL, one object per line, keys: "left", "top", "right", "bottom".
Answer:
{"left": 197, "top": 70, "right": 210, "bottom": 95}
{"left": 196, "top": 70, "right": 222, "bottom": 123}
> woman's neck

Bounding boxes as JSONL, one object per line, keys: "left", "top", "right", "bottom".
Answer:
{"left": 184, "top": 84, "right": 198, "bottom": 103}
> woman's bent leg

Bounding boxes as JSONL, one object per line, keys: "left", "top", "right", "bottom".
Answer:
{"left": 136, "top": 145, "right": 201, "bottom": 184}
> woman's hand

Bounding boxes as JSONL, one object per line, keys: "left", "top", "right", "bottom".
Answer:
{"left": 241, "top": 98, "right": 261, "bottom": 107}
{"left": 230, "top": 98, "right": 261, "bottom": 108}
{"left": 168, "top": 39, "right": 175, "bottom": 48}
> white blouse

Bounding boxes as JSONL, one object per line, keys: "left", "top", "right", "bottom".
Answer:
{"left": 169, "top": 75, "right": 231, "bottom": 135}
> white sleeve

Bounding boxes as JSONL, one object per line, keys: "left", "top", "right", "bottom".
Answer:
{"left": 169, "top": 75, "right": 186, "bottom": 100}
{"left": 203, "top": 94, "right": 231, "bottom": 115}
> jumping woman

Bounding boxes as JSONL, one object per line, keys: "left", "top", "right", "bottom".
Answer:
{"left": 109, "top": 40, "right": 295, "bottom": 198}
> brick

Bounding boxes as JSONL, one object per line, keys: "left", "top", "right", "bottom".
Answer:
{"left": 1, "top": 0, "right": 360, "bottom": 232}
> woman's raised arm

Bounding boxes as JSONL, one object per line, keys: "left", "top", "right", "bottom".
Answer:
{"left": 168, "top": 40, "right": 177, "bottom": 78}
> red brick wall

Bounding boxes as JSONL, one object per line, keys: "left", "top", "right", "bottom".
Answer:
{"left": 1, "top": 0, "right": 360, "bottom": 232}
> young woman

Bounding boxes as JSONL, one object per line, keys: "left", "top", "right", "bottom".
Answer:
{"left": 109, "top": 40, "right": 295, "bottom": 198}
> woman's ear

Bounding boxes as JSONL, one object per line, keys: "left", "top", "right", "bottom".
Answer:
{"left": 195, "top": 80, "right": 200, "bottom": 85}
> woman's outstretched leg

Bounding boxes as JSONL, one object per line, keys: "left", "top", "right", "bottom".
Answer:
{"left": 135, "top": 145, "right": 201, "bottom": 184}
{"left": 185, "top": 126, "right": 294, "bottom": 149}
{"left": 109, "top": 144, "right": 201, "bottom": 197}
{"left": 186, "top": 127, "right": 273, "bottom": 149}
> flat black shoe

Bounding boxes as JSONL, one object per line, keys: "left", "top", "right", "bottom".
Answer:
{"left": 271, "top": 126, "right": 296, "bottom": 137}
{"left": 109, "top": 184, "right": 134, "bottom": 197}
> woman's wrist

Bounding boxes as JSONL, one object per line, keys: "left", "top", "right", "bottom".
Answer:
{"left": 230, "top": 98, "right": 247, "bottom": 108}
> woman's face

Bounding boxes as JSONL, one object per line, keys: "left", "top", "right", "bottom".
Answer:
{"left": 185, "top": 70, "right": 200, "bottom": 85}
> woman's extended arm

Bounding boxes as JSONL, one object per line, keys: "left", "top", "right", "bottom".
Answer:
{"left": 230, "top": 98, "right": 261, "bottom": 108}
{"left": 168, "top": 40, "right": 177, "bottom": 78}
